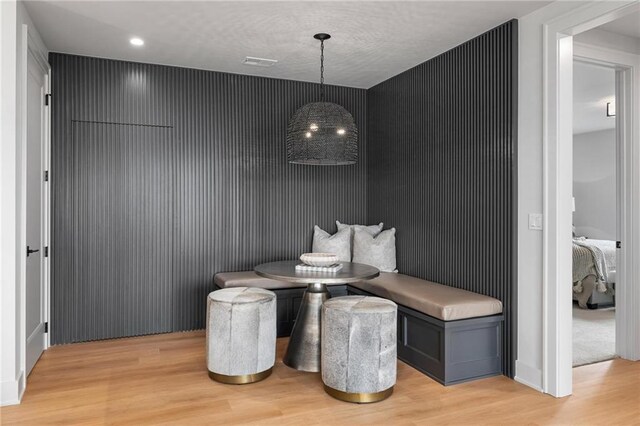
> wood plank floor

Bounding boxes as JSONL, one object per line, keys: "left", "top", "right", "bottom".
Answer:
{"left": 1, "top": 331, "right": 638, "bottom": 425}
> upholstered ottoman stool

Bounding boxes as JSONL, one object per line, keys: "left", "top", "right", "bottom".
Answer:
{"left": 321, "top": 296, "right": 397, "bottom": 403}
{"left": 206, "top": 287, "right": 276, "bottom": 384}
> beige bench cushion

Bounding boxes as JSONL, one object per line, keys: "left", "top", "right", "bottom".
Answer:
{"left": 350, "top": 273, "right": 502, "bottom": 321}
{"left": 214, "top": 271, "right": 345, "bottom": 290}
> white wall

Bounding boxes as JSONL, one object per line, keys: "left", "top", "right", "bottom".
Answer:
{"left": 0, "top": 0, "right": 48, "bottom": 406}
{"left": 573, "top": 129, "right": 617, "bottom": 240}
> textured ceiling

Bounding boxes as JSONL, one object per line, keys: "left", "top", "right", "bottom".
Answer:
{"left": 573, "top": 61, "right": 615, "bottom": 135}
{"left": 25, "top": 0, "right": 549, "bottom": 88}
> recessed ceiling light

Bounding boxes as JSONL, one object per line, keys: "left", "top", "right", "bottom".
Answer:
{"left": 130, "top": 37, "right": 144, "bottom": 47}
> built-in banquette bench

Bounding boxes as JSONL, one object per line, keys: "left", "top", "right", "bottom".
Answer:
{"left": 213, "top": 271, "right": 503, "bottom": 385}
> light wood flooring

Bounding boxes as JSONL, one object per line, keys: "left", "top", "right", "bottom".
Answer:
{"left": 1, "top": 331, "right": 638, "bottom": 425}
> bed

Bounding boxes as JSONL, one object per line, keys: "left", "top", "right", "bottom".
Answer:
{"left": 572, "top": 238, "right": 616, "bottom": 309}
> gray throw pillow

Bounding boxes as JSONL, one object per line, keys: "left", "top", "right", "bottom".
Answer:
{"left": 336, "top": 221, "right": 383, "bottom": 261}
{"left": 352, "top": 228, "right": 397, "bottom": 272}
{"left": 336, "top": 221, "right": 384, "bottom": 238}
{"left": 312, "top": 225, "right": 351, "bottom": 262}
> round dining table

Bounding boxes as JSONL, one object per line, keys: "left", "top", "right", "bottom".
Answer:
{"left": 254, "top": 260, "right": 380, "bottom": 372}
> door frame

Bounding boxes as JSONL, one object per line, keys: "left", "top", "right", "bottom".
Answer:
{"left": 542, "top": 1, "right": 640, "bottom": 397}
{"left": 19, "top": 23, "right": 51, "bottom": 385}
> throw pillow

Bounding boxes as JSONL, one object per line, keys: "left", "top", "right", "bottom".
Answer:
{"left": 352, "top": 228, "right": 397, "bottom": 272}
{"left": 312, "top": 225, "right": 351, "bottom": 262}
{"left": 336, "top": 221, "right": 384, "bottom": 261}
{"left": 336, "top": 220, "right": 384, "bottom": 238}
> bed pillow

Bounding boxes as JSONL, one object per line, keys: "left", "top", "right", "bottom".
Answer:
{"left": 352, "top": 228, "right": 397, "bottom": 272}
{"left": 312, "top": 225, "right": 351, "bottom": 262}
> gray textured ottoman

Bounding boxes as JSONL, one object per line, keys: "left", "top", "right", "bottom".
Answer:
{"left": 206, "top": 287, "right": 276, "bottom": 384}
{"left": 321, "top": 296, "right": 397, "bottom": 403}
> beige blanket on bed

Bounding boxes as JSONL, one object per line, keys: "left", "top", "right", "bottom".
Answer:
{"left": 573, "top": 244, "right": 599, "bottom": 308}
{"left": 573, "top": 238, "right": 616, "bottom": 283}
{"left": 573, "top": 244, "right": 597, "bottom": 283}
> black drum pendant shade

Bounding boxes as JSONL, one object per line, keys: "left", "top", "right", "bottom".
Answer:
{"left": 287, "top": 34, "right": 358, "bottom": 165}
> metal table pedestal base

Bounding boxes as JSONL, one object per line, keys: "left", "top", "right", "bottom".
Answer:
{"left": 283, "top": 283, "right": 330, "bottom": 372}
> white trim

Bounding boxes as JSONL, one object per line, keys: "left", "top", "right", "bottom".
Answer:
{"left": 0, "top": 380, "right": 19, "bottom": 406}
{"left": 542, "top": 25, "right": 574, "bottom": 398}
{"left": 0, "top": 371, "right": 24, "bottom": 406}
{"left": 44, "top": 65, "right": 51, "bottom": 350}
{"left": 575, "top": 42, "right": 640, "bottom": 65}
{"left": 618, "top": 62, "right": 640, "bottom": 360}
{"left": 542, "top": 0, "right": 640, "bottom": 397}
{"left": 514, "top": 360, "right": 543, "bottom": 392}
{"left": 17, "top": 20, "right": 28, "bottom": 400}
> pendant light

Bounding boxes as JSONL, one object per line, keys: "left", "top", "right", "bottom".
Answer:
{"left": 286, "top": 33, "right": 358, "bottom": 165}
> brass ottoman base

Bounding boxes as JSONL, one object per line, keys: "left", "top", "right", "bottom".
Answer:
{"left": 208, "top": 367, "right": 272, "bottom": 385}
{"left": 323, "top": 384, "right": 394, "bottom": 404}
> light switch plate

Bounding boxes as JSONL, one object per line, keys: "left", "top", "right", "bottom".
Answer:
{"left": 529, "top": 213, "right": 543, "bottom": 230}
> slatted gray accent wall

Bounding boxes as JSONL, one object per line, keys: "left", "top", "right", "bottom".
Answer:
{"left": 367, "top": 21, "right": 517, "bottom": 377}
{"left": 50, "top": 53, "right": 367, "bottom": 344}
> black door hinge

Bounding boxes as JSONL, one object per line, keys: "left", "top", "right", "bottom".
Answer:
{"left": 616, "top": 241, "right": 621, "bottom": 249}
{"left": 44, "top": 246, "right": 49, "bottom": 257}
{"left": 45, "top": 93, "right": 51, "bottom": 106}
{"left": 44, "top": 170, "right": 49, "bottom": 182}
{"left": 44, "top": 322, "right": 49, "bottom": 333}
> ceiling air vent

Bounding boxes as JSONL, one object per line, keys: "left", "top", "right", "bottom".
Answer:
{"left": 242, "top": 56, "right": 278, "bottom": 67}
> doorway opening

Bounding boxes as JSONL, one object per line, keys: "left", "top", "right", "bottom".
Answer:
{"left": 571, "top": 59, "right": 617, "bottom": 367}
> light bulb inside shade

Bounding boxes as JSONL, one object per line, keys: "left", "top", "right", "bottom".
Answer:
{"left": 337, "top": 128, "right": 346, "bottom": 135}
{"left": 310, "top": 123, "right": 318, "bottom": 131}
{"left": 305, "top": 132, "right": 312, "bottom": 138}
{"left": 130, "top": 37, "right": 144, "bottom": 46}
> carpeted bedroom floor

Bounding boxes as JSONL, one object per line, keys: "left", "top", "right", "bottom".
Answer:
{"left": 573, "top": 304, "right": 616, "bottom": 367}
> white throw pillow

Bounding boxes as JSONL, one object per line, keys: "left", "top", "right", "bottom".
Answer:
{"left": 312, "top": 225, "right": 351, "bottom": 262}
{"left": 352, "top": 228, "right": 397, "bottom": 272}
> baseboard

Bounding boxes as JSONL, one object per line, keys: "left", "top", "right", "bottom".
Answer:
{"left": 514, "top": 360, "right": 543, "bottom": 392}
{"left": 0, "top": 370, "right": 24, "bottom": 406}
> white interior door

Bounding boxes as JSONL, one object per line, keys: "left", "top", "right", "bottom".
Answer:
{"left": 25, "top": 46, "right": 47, "bottom": 376}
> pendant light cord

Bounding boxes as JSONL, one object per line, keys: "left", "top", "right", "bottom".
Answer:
{"left": 320, "top": 39, "right": 325, "bottom": 100}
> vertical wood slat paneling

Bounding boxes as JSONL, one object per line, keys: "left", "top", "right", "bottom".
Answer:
{"left": 366, "top": 21, "right": 517, "bottom": 377}
{"left": 50, "top": 53, "right": 367, "bottom": 344}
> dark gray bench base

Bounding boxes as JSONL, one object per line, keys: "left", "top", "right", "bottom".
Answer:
{"left": 213, "top": 284, "right": 348, "bottom": 337}
{"left": 213, "top": 281, "right": 502, "bottom": 385}
{"left": 348, "top": 286, "right": 503, "bottom": 385}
